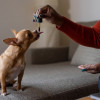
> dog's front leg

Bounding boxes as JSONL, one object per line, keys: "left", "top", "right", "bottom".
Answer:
{"left": 1, "top": 74, "right": 7, "bottom": 96}
{"left": 16, "top": 70, "right": 24, "bottom": 91}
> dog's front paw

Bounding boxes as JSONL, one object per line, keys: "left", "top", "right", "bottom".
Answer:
{"left": 18, "top": 89, "right": 22, "bottom": 91}
{"left": 17, "top": 89, "right": 23, "bottom": 92}
{"left": 16, "top": 87, "right": 22, "bottom": 92}
{"left": 1, "top": 92, "right": 7, "bottom": 96}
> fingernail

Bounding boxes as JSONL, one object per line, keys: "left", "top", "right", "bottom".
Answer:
{"left": 82, "top": 69, "right": 87, "bottom": 72}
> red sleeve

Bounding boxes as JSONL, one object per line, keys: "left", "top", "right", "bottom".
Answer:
{"left": 57, "top": 17, "right": 100, "bottom": 49}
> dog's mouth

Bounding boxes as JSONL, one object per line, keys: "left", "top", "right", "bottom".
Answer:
{"left": 33, "top": 30, "right": 43, "bottom": 40}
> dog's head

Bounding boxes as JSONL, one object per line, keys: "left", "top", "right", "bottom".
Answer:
{"left": 3, "top": 29, "right": 42, "bottom": 47}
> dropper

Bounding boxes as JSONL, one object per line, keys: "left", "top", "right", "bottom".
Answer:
{"left": 33, "top": 14, "right": 43, "bottom": 32}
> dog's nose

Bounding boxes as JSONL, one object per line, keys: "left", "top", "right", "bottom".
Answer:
{"left": 33, "top": 30, "right": 43, "bottom": 34}
{"left": 33, "top": 30, "right": 37, "bottom": 34}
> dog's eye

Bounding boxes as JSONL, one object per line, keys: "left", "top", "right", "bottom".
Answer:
{"left": 26, "top": 33, "right": 33, "bottom": 38}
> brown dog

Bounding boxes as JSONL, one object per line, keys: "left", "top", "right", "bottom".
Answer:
{"left": 0, "top": 29, "right": 42, "bottom": 96}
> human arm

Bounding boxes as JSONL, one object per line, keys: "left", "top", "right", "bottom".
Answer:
{"left": 36, "top": 5, "right": 100, "bottom": 48}
{"left": 57, "top": 17, "right": 100, "bottom": 48}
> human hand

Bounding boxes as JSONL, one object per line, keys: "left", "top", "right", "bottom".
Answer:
{"left": 78, "top": 63, "right": 100, "bottom": 74}
{"left": 35, "top": 5, "right": 63, "bottom": 26}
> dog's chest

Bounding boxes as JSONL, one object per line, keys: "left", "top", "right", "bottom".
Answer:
{"left": 6, "top": 63, "right": 25, "bottom": 82}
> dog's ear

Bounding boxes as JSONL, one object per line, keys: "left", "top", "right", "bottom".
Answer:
{"left": 11, "top": 29, "right": 18, "bottom": 36}
{"left": 3, "top": 38, "right": 20, "bottom": 46}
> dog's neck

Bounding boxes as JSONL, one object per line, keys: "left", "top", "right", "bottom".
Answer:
{"left": 4, "top": 45, "right": 29, "bottom": 60}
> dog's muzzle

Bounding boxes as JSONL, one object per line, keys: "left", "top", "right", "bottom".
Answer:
{"left": 33, "top": 30, "right": 43, "bottom": 40}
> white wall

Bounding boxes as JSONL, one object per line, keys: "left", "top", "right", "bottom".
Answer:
{"left": 69, "top": 0, "right": 100, "bottom": 22}
{"left": 0, "top": 0, "right": 100, "bottom": 54}
{"left": 0, "top": 0, "right": 35, "bottom": 53}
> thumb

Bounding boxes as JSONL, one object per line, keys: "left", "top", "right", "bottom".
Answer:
{"left": 40, "top": 13, "right": 51, "bottom": 18}
{"left": 87, "top": 70, "right": 98, "bottom": 74}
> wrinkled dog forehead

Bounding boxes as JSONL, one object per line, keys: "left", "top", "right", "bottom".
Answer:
{"left": 19, "top": 29, "right": 29, "bottom": 33}
{"left": 16, "top": 29, "right": 33, "bottom": 40}
{"left": 16, "top": 29, "right": 27, "bottom": 38}
{"left": 18, "top": 29, "right": 32, "bottom": 35}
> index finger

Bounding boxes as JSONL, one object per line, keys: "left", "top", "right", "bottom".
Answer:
{"left": 39, "top": 5, "right": 50, "bottom": 15}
